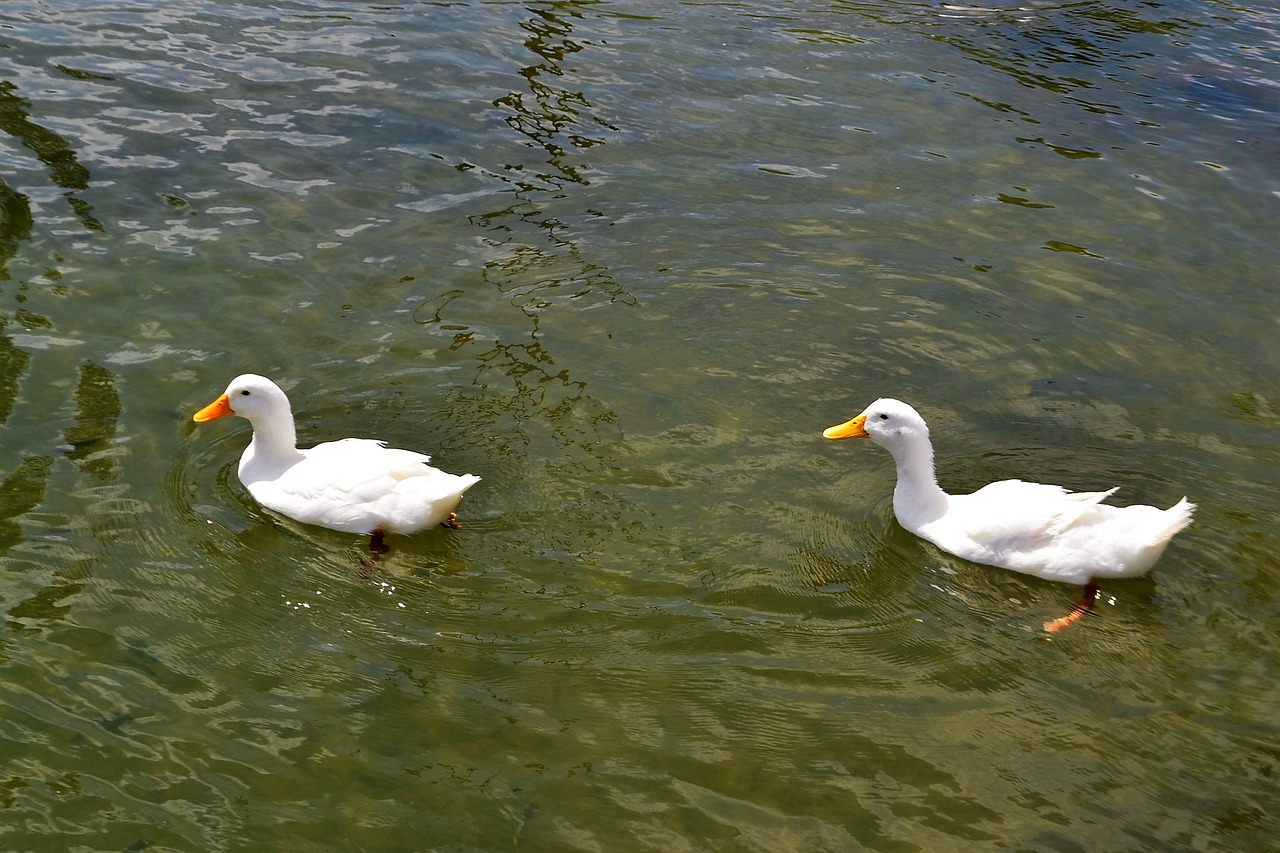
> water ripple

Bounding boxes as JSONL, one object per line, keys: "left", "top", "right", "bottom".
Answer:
{"left": 0, "top": 0, "right": 1275, "bottom": 849}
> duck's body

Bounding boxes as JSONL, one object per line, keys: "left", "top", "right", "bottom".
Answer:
{"left": 823, "top": 399, "right": 1194, "bottom": 618}
{"left": 194, "top": 374, "right": 479, "bottom": 538}
{"left": 899, "top": 478, "right": 1192, "bottom": 587}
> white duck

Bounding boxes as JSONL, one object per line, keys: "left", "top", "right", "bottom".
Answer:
{"left": 193, "top": 374, "right": 480, "bottom": 555}
{"left": 823, "top": 398, "right": 1194, "bottom": 630}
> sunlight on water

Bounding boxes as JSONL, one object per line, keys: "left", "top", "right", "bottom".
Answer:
{"left": 0, "top": 0, "right": 1277, "bottom": 849}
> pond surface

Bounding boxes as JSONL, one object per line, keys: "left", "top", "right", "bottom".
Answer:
{"left": 1, "top": 0, "right": 1277, "bottom": 849}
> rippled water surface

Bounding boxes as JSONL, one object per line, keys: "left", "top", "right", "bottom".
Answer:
{"left": 1, "top": 0, "right": 1277, "bottom": 849}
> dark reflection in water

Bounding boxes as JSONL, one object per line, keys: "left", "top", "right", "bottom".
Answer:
{"left": 5, "top": 563, "right": 81, "bottom": 625}
{"left": 0, "top": 454, "right": 51, "bottom": 553}
{"left": 0, "top": 0, "right": 1272, "bottom": 849}
{"left": 3, "top": 359, "right": 121, "bottom": 634}
{"left": 821, "top": 0, "right": 1277, "bottom": 164}
{"left": 926, "top": 0, "right": 1198, "bottom": 90}
{"left": 0, "top": 317, "right": 29, "bottom": 425}
{"left": 0, "top": 179, "right": 33, "bottom": 281}
{"left": 63, "top": 362, "right": 123, "bottom": 479}
{"left": 0, "top": 80, "right": 101, "bottom": 232}
{"left": 412, "top": 0, "right": 633, "bottom": 477}
{"left": 497, "top": 1, "right": 618, "bottom": 187}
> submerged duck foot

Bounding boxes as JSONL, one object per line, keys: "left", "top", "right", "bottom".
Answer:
{"left": 1043, "top": 583, "right": 1100, "bottom": 633}
{"left": 369, "top": 528, "right": 391, "bottom": 554}
{"left": 359, "top": 529, "right": 390, "bottom": 577}
{"left": 441, "top": 512, "right": 462, "bottom": 530}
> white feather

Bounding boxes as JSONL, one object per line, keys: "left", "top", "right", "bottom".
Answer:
{"left": 195, "top": 374, "right": 480, "bottom": 535}
{"left": 825, "top": 398, "right": 1194, "bottom": 586}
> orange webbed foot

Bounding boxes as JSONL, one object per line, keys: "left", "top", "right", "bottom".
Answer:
{"left": 1044, "top": 583, "right": 1099, "bottom": 634}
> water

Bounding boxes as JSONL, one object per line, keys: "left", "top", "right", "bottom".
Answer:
{"left": 1, "top": 0, "right": 1277, "bottom": 849}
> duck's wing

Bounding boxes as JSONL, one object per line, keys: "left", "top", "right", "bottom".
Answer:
{"left": 251, "top": 439, "right": 477, "bottom": 534}
{"left": 958, "top": 480, "right": 1118, "bottom": 544}
{"left": 299, "top": 439, "right": 479, "bottom": 503}
{"left": 294, "top": 439, "right": 432, "bottom": 496}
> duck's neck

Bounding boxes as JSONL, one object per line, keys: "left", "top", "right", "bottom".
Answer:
{"left": 243, "top": 409, "right": 304, "bottom": 475}
{"left": 886, "top": 437, "right": 950, "bottom": 529}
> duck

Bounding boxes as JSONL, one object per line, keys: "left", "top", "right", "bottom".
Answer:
{"left": 193, "top": 374, "right": 480, "bottom": 557}
{"left": 823, "top": 398, "right": 1194, "bottom": 631}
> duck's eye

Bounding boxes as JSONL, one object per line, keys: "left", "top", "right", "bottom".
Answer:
{"left": 239, "top": 390, "right": 251, "bottom": 396}
{"left": 878, "top": 413, "right": 889, "bottom": 420}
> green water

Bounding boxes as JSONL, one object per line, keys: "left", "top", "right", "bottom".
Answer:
{"left": 1, "top": 0, "right": 1277, "bottom": 850}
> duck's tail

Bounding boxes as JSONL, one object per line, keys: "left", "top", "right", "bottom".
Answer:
{"left": 1156, "top": 497, "right": 1196, "bottom": 541}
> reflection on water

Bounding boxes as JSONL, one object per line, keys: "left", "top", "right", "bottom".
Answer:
{"left": 0, "top": 80, "right": 101, "bottom": 232}
{"left": 0, "top": 0, "right": 1276, "bottom": 849}
{"left": 0, "top": 454, "right": 51, "bottom": 552}
{"left": 497, "top": 1, "right": 617, "bottom": 187}
{"left": 405, "top": 0, "right": 638, "bottom": 496}
{"left": 0, "top": 317, "right": 30, "bottom": 423}
{"left": 0, "top": 178, "right": 34, "bottom": 280}
{"left": 62, "top": 362, "right": 122, "bottom": 479}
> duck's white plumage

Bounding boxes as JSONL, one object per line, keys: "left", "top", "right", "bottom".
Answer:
{"left": 194, "top": 374, "right": 480, "bottom": 536}
{"left": 823, "top": 398, "right": 1194, "bottom": 587}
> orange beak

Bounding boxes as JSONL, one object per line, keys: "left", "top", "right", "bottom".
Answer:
{"left": 822, "top": 413, "right": 868, "bottom": 440}
{"left": 193, "top": 393, "right": 234, "bottom": 423}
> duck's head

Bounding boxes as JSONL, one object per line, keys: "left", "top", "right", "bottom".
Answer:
{"left": 193, "top": 374, "right": 292, "bottom": 425}
{"left": 823, "top": 397, "right": 929, "bottom": 448}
